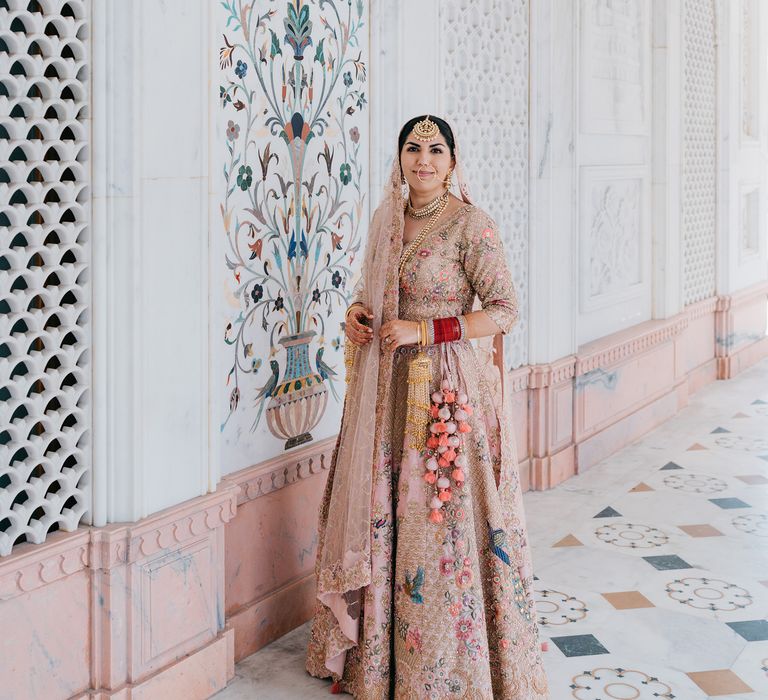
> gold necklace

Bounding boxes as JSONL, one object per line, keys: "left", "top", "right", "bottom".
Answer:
{"left": 407, "top": 191, "right": 449, "bottom": 219}
{"left": 399, "top": 196, "right": 449, "bottom": 277}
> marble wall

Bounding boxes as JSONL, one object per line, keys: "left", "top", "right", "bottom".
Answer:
{"left": 576, "top": 0, "right": 653, "bottom": 345}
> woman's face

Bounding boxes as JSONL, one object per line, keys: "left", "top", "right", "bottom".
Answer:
{"left": 399, "top": 131, "right": 454, "bottom": 197}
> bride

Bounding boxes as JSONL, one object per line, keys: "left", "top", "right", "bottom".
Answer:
{"left": 305, "top": 115, "right": 549, "bottom": 699}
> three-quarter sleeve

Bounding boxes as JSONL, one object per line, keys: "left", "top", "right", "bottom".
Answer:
{"left": 461, "top": 214, "right": 519, "bottom": 335}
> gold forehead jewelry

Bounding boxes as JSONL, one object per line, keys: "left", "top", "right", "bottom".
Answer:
{"left": 412, "top": 115, "right": 440, "bottom": 142}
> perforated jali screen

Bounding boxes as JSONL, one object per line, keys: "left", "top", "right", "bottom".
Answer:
{"left": 0, "top": 0, "right": 90, "bottom": 556}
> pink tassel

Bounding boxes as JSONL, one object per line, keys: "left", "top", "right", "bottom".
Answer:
{"left": 540, "top": 641, "right": 549, "bottom": 652}
{"left": 428, "top": 508, "right": 444, "bottom": 524}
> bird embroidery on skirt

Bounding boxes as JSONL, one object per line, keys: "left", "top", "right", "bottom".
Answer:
{"left": 402, "top": 566, "right": 425, "bottom": 604}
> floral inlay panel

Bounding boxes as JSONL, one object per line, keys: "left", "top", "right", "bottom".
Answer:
{"left": 218, "top": 0, "right": 368, "bottom": 457}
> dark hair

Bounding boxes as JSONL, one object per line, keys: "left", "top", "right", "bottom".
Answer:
{"left": 398, "top": 115, "right": 456, "bottom": 158}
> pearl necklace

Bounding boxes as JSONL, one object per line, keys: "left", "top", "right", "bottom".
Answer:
{"left": 406, "top": 191, "right": 449, "bottom": 219}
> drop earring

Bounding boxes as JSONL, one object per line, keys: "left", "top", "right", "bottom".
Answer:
{"left": 443, "top": 168, "right": 453, "bottom": 189}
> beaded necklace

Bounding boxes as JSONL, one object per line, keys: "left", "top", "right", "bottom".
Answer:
{"left": 406, "top": 191, "right": 449, "bottom": 219}
{"left": 399, "top": 196, "right": 449, "bottom": 278}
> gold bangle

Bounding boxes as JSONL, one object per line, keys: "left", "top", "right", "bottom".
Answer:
{"left": 416, "top": 321, "right": 422, "bottom": 346}
{"left": 345, "top": 302, "right": 364, "bottom": 320}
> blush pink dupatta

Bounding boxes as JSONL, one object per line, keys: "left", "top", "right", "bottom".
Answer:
{"left": 315, "top": 134, "right": 474, "bottom": 675}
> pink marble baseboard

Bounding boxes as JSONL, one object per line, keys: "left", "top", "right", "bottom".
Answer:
{"left": 715, "top": 281, "right": 768, "bottom": 378}
{"left": 228, "top": 573, "right": 317, "bottom": 662}
{"left": 75, "top": 629, "right": 234, "bottom": 700}
{"left": 221, "top": 440, "right": 333, "bottom": 662}
{"left": 722, "top": 334, "right": 768, "bottom": 378}
{"left": 576, "top": 383, "right": 686, "bottom": 473}
{"left": 0, "top": 487, "right": 238, "bottom": 700}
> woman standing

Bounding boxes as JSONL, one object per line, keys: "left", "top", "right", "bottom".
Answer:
{"left": 306, "top": 115, "right": 549, "bottom": 699}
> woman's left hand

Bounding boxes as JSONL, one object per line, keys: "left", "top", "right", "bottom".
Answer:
{"left": 379, "top": 319, "right": 420, "bottom": 349}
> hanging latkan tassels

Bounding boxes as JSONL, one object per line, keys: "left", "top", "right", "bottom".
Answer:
{"left": 405, "top": 352, "right": 432, "bottom": 449}
{"left": 423, "top": 377, "right": 473, "bottom": 524}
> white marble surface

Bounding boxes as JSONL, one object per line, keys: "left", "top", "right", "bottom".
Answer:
{"left": 215, "top": 357, "right": 768, "bottom": 699}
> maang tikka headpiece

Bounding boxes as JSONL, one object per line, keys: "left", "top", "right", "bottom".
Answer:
{"left": 412, "top": 114, "right": 440, "bottom": 142}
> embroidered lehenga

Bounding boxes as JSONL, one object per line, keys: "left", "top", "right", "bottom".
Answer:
{"left": 306, "top": 146, "right": 549, "bottom": 699}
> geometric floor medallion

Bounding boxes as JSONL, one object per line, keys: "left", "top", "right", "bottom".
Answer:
{"left": 665, "top": 577, "right": 753, "bottom": 611}
{"left": 569, "top": 667, "right": 675, "bottom": 699}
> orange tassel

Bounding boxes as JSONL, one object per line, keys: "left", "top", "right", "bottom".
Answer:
{"left": 428, "top": 509, "right": 443, "bottom": 524}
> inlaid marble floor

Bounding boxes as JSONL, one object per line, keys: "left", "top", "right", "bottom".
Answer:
{"left": 215, "top": 357, "right": 768, "bottom": 699}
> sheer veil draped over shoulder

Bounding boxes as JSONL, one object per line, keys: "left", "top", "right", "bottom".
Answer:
{"left": 315, "top": 137, "right": 474, "bottom": 673}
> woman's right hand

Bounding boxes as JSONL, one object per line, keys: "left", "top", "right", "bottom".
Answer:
{"left": 345, "top": 305, "right": 374, "bottom": 346}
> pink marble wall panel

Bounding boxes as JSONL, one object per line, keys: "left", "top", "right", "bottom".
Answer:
{"left": 228, "top": 574, "right": 317, "bottom": 662}
{"left": 552, "top": 382, "right": 574, "bottom": 449}
{"left": 0, "top": 568, "right": 90, "bottom": 700}
{"left": 577, "top": 386, "right": 683, "bottom": 472}
{"left": 130, "top": 633, "right": 232, "bottom": 700}
{"left": 682, "top": 310, "right": 716, "bottom": 373}
{"left": 685, "top": 358, "right": 717, "bottom": 395}
{"left": 0, "top": 489, "right": 237, "bottom": 700}
{"left": 224, "top": 471, "right": 327, "bottom": 617}
{"left": 727, "top": 294, "right": 768, "bottom": 351}
{"left": 729, "top": 336, "right": 768, "bottom": 376}
{"left": 576, "top": 341, "right": 676, "bottom": 438}
{"left": 138, "top": 538, "right": 217, "bottom": 670}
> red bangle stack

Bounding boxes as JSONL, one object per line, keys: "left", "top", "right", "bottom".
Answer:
{"left": 432, "top": 316, "right": 462, "bottom": 344}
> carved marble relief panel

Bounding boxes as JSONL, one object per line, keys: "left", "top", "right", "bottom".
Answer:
{"left": 579, "top": 166, "right": 648, "bottom": 312}
{"left": 580, "top": 0, "right": 649, "bottom": 135}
